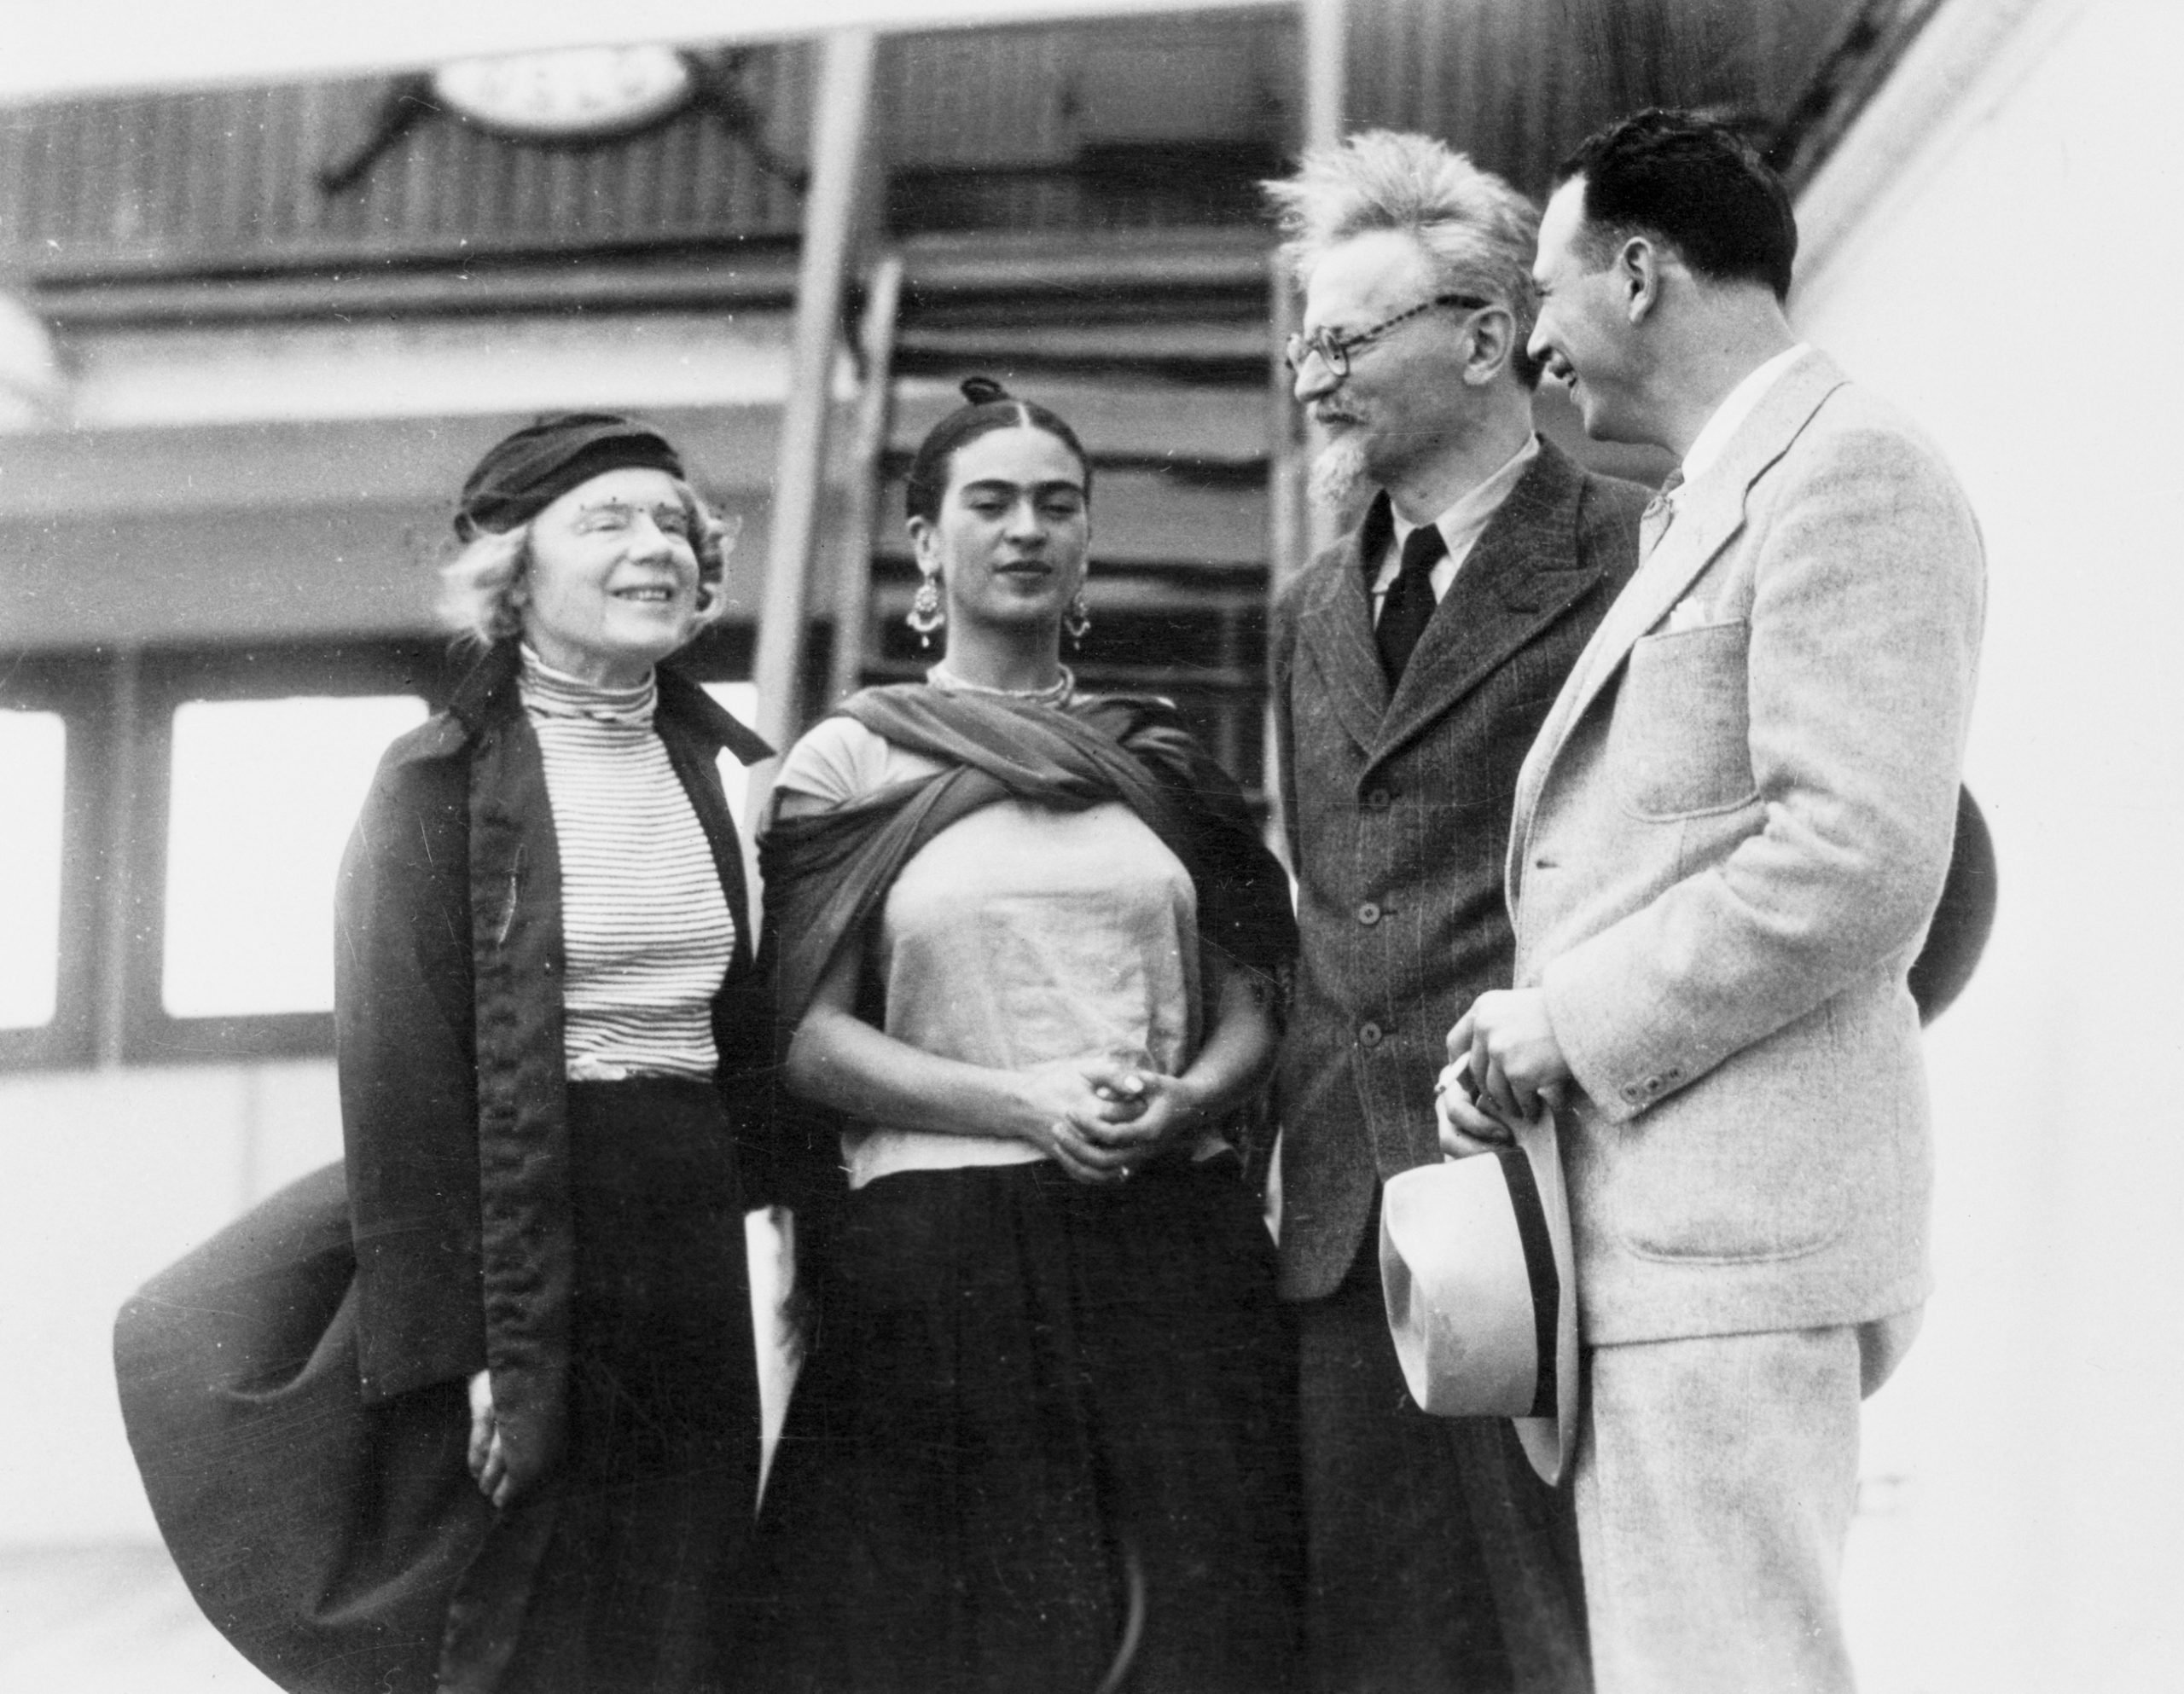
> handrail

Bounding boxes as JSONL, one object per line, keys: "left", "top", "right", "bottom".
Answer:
{"left": 827, "top": 250, "right": 907, "bottom": 707}
{"left": 746, "top": 26, "right": 879, "bottom": 825}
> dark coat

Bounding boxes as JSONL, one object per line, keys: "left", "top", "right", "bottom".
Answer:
{"left": 337, "top": 640, "right": 774, "bottom": 1482}
{"left": 1271, "top": 438, "right": 1646, "bottom": 1302}
{"left": 115, "top": 641, "right": 774, "bottom": 1694}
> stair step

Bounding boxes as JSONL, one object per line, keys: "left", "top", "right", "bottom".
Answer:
{"left": 870, "top": 571, "right": 1263, "bottom": 620}
{"left": 836, "top": 229, "right": 1282, "bottom": 788}
{"left": 870, "top": 466, "right": 1267, "bottom": 566}
{"left": 887, "top": 373, "right": 1273, "bottom": 468}
{"left": 897, "top": 227, "right": 1274, "bottom": 300}
{"left": 893, "top": 320, "right": 1271, "bottom": 381}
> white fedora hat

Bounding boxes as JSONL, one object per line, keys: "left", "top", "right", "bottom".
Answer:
{"left": 1379, "top": 1110, "right": 1579, "bottom": 1486}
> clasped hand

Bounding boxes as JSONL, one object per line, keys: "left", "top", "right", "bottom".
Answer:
{"left": 467, "top": 1369, "right": 516, "bottom": 1508}
{"left": 1017, "top": 1053, "right": 1202, "bottom": 1186}
{"left": 1437, "top": 988, "right": 1569, "bottom": 1157}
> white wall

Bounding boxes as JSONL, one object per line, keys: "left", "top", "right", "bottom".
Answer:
{"left": 0, "top": 1053, "right": 799, "bottom": 1547}
{"left": 0, "top": 1062, "right": 346, "bottom": 1542}
{"left": 1797, "top": 2, "right": 2184, "bottom": 1688}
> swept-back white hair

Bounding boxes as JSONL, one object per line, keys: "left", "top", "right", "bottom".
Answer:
{"left": 1264, "top": 130, "right": 1542, "bottom": 374}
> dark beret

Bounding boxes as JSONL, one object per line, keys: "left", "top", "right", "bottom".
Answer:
{"left": 455, "top": 413, "right": 685, "bottom": 538}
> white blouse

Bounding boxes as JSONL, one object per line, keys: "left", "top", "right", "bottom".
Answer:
{"left": 775, "top": 709, "right": 1215, "bottom": 1189}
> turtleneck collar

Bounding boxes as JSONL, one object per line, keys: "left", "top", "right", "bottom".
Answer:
{"left": 518, "top": 644, "right": 657, "bottom": 727}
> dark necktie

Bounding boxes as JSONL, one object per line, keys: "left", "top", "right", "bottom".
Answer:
{"left": 1377, "top": 523, "right": 1447, "bottom": 686}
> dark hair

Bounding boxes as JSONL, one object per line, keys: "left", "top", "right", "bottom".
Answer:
{"left": 1555, "top": 108, "right": 1797, "bottom": 303}
{"left": 903, "top": 377, "right": 1094, "bottom": 525}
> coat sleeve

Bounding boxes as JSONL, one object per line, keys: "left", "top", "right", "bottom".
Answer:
{"left": 1541, "top": 421, "right": 1986, "bottom": 1122}
{"left": 335, "top": 742, "right": 489, "bottom": 1403}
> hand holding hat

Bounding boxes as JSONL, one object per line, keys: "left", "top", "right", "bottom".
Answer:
{"left": 1435, "top": 1055, "right": 1519, "bottom": 1158}
{"left": 1383, "top": 1094, "right": 1579, "bottom": 1486}
{"left": 1445, "top": 987, "right": 1570, "bottom": 1123}
{"left": 1390, "top": 1007, "right": 1581, "bottom": 1487}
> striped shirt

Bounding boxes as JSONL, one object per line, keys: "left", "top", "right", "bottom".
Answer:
{"left": 520, "top": 647, "right": 733, "bottom": 1081}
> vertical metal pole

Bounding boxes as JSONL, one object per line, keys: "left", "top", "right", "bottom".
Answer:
{"left": 1299, "top": 0, "right": 1347, "bottom": 562}
{"left": 826, "top": 249, "right": 906, "bottom": 706}
{"left": 1268, "top": 253, "right": 1309, "bottom": 595}
{"left": 1265, "top": 0, "right": 1351, "bottom": 827}
{"left": 1280, "top": 0, "right": 1353, "bottom": 577}
{"left": 94, "top": 646, "right": 142, "bottom": 1069}
{"left": 748, "top": 26, "right": 878, "bottom": 820}
{"left": 1263, "top": 256, "right": 1304, "bottom": 852}
{"left": 1302, "top": 0, "right": 1349, "bottom": 153}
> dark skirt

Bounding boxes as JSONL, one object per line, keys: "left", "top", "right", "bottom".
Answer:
{"left": 724, "top": 1152, "right": 1304, "bottom": 1694}
{"left": 115, "top": 1077, "right": 760, "bottom": 1694}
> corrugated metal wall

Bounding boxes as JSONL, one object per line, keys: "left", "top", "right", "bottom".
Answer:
{"left": 0, "top": 12, "right": 1301, "bottom": 285}
{"left": 0, "top": 49, "right": 815, "bottom": 279}
{"left": 0, "top": 3, "right": 1871, "bottom": 290}
{"left": 1345, "top": 0, "right": 1856, "bottom": 195}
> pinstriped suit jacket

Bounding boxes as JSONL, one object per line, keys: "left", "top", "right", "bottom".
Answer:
{"left": 1271, "top": 436, "right": 1645, "bottom": 1302}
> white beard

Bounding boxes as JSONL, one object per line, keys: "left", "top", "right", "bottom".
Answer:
{"left": 1308, "top": 432, "right": 1374, "bottom": 519}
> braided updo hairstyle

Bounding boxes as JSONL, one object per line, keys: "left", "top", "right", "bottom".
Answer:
{"left": 903, "top": 377, "right": 1095, "bottom": 525}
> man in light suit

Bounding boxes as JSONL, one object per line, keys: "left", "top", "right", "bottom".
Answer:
{"left": 1441, "top": 111, "right": 1985, "bottom": 1693}
{"left": 1265, "top": 131, "right": 1646, "bottom": 1694}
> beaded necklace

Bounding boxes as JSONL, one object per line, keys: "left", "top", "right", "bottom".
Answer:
{"left": 925, "top": 659, "right": 1075, "bottom": 708}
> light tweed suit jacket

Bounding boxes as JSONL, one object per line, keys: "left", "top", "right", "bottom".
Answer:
{"left": 1507, "top": 351, "right": 1985, "bottom": 1346}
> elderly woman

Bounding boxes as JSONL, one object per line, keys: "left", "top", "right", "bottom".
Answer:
{"left": 726, "top": 380, "right": 1304, "bottom": 1692}
{"left": 116, "top": 415, "right": 772, "bottom": 1694}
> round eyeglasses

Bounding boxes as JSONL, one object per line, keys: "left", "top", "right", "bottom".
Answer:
{"left": 1284, "top": 293, "right": 1495, "bottom": 378}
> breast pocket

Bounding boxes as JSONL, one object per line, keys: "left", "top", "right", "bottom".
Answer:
{"left": 1609, "top": 620, "right": 1759, "bottom": 820}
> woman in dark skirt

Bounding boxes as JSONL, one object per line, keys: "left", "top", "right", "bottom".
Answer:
{"left": 114, "top": 415, "right": 774, "bottom": 1694}
{"left": 728, "top": 380, "right": 1304, "bottom": 1692}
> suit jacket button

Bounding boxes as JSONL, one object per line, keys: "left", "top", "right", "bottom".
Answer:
{"left": 1359, "top": 1022, "right": 1385, "bottom": 1048}
{"left": 1363, "top": 787, "right": 1392, "bottom": 812}
{"left": 1356, "top": 901, "right": 1381, "bottom": 926}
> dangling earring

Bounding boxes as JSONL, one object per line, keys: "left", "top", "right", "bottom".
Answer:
{"left": 907, "top": 571, "right": 945, "bottom": 649}
{"left": 1064, "top": 588, "right": 1092, "bottom": 648}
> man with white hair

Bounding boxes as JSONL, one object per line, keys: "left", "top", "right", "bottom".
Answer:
{"left": 1264, "top": 132, "right": 1645, "bottom": 1693}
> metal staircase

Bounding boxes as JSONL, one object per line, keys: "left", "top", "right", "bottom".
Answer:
{"left": 822, "top": 230, "right": 1296, "bottom": 796}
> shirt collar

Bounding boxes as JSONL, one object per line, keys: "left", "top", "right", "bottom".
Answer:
{"left": 1678, "top": 343, "right": 1811, "bottom": 490}
{"left": 1386, "top": 432, "right": 1541, "bottom": 563}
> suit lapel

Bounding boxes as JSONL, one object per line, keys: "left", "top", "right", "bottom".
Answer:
{"left": 1294, "top": 496, "right": 1394, "bottom": 757}
{"left": 1559, "top": 474, "right": 1744, "bottom": 716}
{"left": 1375, "top": 439, "right": 1600, "bottom": 762}
{"left": 1509, "top": 351, "right": 1851, "bottom": 888}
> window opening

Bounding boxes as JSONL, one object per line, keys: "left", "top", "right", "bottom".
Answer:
{"left": 160, "top": 693, "right": 427, "bottom": 1018}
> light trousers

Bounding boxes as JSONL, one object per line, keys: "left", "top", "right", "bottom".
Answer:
{"left": 1573, "top": 1317, "right": 1913, "bottom": 1694}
